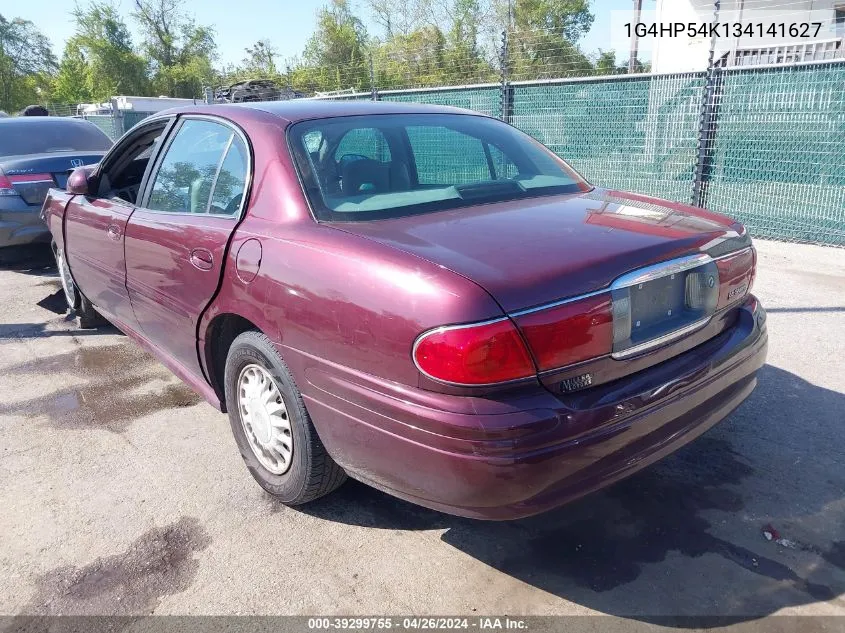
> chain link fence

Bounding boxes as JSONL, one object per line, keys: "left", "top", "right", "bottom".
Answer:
{"left": 46, "top": 47, "right": 845, "bottom": 247}
{"left": 702, "top": 61, "right": 845, "bottom": 246}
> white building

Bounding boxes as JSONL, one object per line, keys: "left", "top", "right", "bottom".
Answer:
{"left": 650, "top": 0, "right": 845, "bottom": 73}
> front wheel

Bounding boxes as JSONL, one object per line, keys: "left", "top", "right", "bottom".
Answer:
{"left": 224, "top": 331, "right": 347, "bottom": 505}
{"left": 54, "top": 244, "right": 106, "bottom": 329}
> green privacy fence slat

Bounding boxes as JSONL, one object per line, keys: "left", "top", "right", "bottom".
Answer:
{"left": 378, "top": 63, "right": 844, "bottom": 247}
{"left": 122, "top": 111, "right": 156, "bottom": 133}
{"left": 64, "top": 63, "right": 845, "bottom": 246}
{"left": 510, "top": 74, "right": 707, "bottom": 205}
{"left": 83, "top": 114, "right": 123, "bottom": 141}
{"left": 703, "top": 63, "right": 845, "bottom": 246}
{"left": 379, "top": 87, "right": 500, "bottom": 118}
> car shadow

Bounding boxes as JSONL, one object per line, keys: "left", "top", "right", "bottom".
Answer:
{"left": 294, "top": 364, "right": 845, "bottom": 623}
{"left": 0, "top": 244, "right": 56, "bottom": 274}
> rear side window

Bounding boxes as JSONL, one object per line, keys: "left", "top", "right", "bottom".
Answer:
{"left": 0, "top": 120, "right": 112, "bottom": 156}
{"left": 147, "top": 119, "right": 247, "bottom": 216}
{"left": 209, "top": 136, "right": 248, "bottom": 215}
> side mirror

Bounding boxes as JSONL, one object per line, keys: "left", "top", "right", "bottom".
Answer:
{"left": 66, "top": 165, "right": 97, "bottom": 195}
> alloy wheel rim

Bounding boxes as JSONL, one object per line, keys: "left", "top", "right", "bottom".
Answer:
{"left": 237, "top": 363, "right": 293, "bottom": 475}
{"left": 57, "top": 249, "right": 76, "bottom": 309}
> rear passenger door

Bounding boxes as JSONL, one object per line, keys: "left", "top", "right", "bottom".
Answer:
{"left": 124, "top": 116, "right": 249, "bottom": 379}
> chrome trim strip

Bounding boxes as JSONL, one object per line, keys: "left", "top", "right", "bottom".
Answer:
{"left": 509, "top": 248, "right": 752, "bottom": 318}
{"left": 610, "top": 253, "right": 713, "bottom": 290}
{"left": 411, "top": 317, "right": 535, "bottom": 388}
{"left": 510, "top": 288, "right": 610, "bottom": 317}
{"left": 610, "top": 316, "right": 712, "bottom": 360}
{"left": 712, "top": 246, "right": 753, "bottom": 261}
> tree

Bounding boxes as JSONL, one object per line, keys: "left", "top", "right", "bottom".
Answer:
{"left": 594, "top": 49, "right": 618, "bottom": 76}
{"left": 302, "top": 0, "right": 369, "bottom": 91}
{"left": 444, "top": 0, "right": 495, "bottom": 83}
{"left": 508, "top": 0, "right": 594, "bottom": 42}
{"left": 51, "top": 39, "right": 93, "bottom": 103}
{"left": 0, "top": 14, "right": 57, "bottom": 112}
{"left": 133, "top": 0, "right": 216, "bottom": 98}
{"left": 368, "top": 0, "right": 424, "bottom": 38}
{"left": 71, "top": 2, "right": 149, "bottom": 100}
{"left": 499, "top": 0, "right": 595, "bottom": 81}
{"left": 373, "top": 25, "right": 448, "bottom": 89}
{"left": 242, "top": 40, "right": 279, "bottom": 77}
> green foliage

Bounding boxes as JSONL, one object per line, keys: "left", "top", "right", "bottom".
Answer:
{"left": 69, "top": 2, "right": 149, "bottom": 99}
{"left": 52, "top": 40, "right": 92, "bottom": 103}
{"left": 132, "top": 0, "right": 216, "bottom": 98}
{"left": 510, "top": 0, "right": 594, "bottom": 42}
{"left": 0, "top": 14, "right": 57, "bottom": 112}
{"left": 299, "top": 0, "right": 369, "bottom": 92}
{"left": 2, "top": 0, "right": 629, "bottom": 108}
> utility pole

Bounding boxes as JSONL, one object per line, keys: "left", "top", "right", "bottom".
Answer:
{"left": 628, "top": 0, "right": 643, "bottom": 73}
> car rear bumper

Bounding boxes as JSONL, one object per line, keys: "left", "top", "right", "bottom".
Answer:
{"left": 298, "top": 296, "right": 767, "bottom": 520}
{"left": 0, "top": 200, "right": 51, "bottom": 248}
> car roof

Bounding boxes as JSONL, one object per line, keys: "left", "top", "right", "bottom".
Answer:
{"left": 155, "top": 99, "right": 491, "bottom": 125}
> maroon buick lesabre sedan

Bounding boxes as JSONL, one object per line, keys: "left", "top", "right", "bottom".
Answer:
{"left": 42, "top": 101, "right": 767, "bottom": 519}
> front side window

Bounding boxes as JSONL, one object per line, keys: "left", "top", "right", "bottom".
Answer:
{"left": 147, "top": 118, "right": 246, "bottom": 215}
{"left": 288, "top": 113, "right": 588, "bottom": 221}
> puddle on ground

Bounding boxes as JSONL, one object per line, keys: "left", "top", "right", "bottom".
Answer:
{"left": 18, "top": 517, "right": 210, "bottom": 616}
{"left": 4, "top": 343, "right": 203, "bottom": 432}
{"left": 10, "top": 342, "right": 153, "bottom": 376}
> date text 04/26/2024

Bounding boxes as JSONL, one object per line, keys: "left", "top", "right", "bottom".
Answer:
{"left": 306, "top": 617, "right": 528, "bottom": 630}
{"left": 624, "top": 21, "right": 823, "bottom": 39}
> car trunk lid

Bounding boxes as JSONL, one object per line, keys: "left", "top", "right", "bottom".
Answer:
{"left": 330, "top": 188, "right": 748, "bottom": 312}
{"left": 0, "top": 151, "right": 105, "bottom": 206}
{"left": 331, "top": 188, "right": 754, "bottom": 383}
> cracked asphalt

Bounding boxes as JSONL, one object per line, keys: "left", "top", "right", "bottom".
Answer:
{"left": 0, "top": 239, "right": 843, "bottom": 625}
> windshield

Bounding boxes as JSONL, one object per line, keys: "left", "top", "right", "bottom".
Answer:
{"left": 0, "top": 119, "right": 113, "bottom": 156}
{"left": 288, "top": 113, "right": 589, "bottom": 221}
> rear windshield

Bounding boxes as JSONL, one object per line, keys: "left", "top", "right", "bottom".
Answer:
{"left": 0, "top": 119, "right": 113, "bottom": 156}
{"left": 288, "top": 113, "right": 589, "bottom": 221}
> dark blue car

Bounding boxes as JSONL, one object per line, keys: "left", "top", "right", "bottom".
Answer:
{"left": 0, "top": 117, "right": 112, "bottom": 250}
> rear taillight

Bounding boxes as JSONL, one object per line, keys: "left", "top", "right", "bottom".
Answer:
{"left": 515, "top": 248, "right": 755, "bottom": 372}
{"left": 413, "top": 318, "right": 535, "bottom": 385}
{"left": 715, "top": 248, "right": 755, "bottom": 309}
{"left": 0, "top": 172, "right": 54, "bottom": 196}
{"left": 7, "top": 173, "right": 53, "bottom": 184}
{"left": 0, "top": 172, "right": 16, "bottom": 197}
{"left": 514, "top": 295, "right": 613, "bottom": 371}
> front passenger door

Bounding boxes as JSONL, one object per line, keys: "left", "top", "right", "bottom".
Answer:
{"left": 124, "top": 116, "right": 249, "bottom": 380}
{"left": 63, "top": 118, "right": 172, "bottom": 328}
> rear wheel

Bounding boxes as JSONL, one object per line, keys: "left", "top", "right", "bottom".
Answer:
{"left": 224, "top": 331, "right": 346, "bottom": 505}
{"left": 55, "top": 244, "right": 106, "bottom": 329}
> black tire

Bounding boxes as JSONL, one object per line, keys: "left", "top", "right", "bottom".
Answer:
{"left": 54, "top": 243, "right": 107, "bottom": 329}
{"left": 224, "top": 331, "right": 347, "bottom": 505}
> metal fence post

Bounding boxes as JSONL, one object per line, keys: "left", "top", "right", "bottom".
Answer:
{"left": 499, "top": 30, "right": 513, "bottom": 124}
{"left": 369, "top": 53, "right": 379, "bottom": 101}
{"left": 692, "top": 0, "right": 721, "bottom": 207}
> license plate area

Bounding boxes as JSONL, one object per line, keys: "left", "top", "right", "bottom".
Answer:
{"left": 611, "top": 255, "right": 719, "bottom": 359}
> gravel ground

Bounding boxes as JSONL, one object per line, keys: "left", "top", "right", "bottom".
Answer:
{"left": 0, "top": 240, "right": 843, "bottom": 626}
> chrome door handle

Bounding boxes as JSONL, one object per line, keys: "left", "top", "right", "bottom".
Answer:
{"left": 190, "top": 248, "right": 214, "bottom": 271}
{"left": 107, "top": 224, "right": 121, "bottom": 241}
